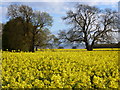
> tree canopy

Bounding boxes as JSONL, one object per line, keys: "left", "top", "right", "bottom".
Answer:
{"left": 2, "top": 4, "right": 53, "bottom": 52}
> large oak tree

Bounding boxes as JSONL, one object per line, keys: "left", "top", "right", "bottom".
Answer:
{"left": 58, "top": 4, "right": 118, "bottom": 51}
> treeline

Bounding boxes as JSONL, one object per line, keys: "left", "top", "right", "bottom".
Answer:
{"left": 2, "top": 4, "right": 57, "bottom": 52}
{"left": 93, "top": 42, "right": 120, "bottom": 48}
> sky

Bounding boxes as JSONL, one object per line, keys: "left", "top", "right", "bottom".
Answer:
{"left": 0, "top": 0, "right": 119, "bottom": 48}
{"left": 0, "top": 0, "right": 119, "bottom": 35}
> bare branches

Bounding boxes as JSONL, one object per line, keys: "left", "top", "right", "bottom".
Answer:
{"left": 59, "top": 4, "right": 118, "bottom": 51}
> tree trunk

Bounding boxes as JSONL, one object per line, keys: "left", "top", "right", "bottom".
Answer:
{"left": 85, "top": 43, "right": 93, "bottom": 51}
{"left": 29, "top": 43, "right": 34, "bottom": 52}
{"left": 31, "top": 35, "right": 35, "bottom": 52}
{"left": 31, "top": 41, "right": 35, "bottom": 52}
{"left": 87, "top": 46, "right": 93, "bottom": 51}
{"left": 84, "top": 31, "right": 93, "bottom": 51}
{"left": 35, "top": 46, "right": 38, "bottom": 51}
{"left": 29, "top": 30, "right": 35, "bottom": 52}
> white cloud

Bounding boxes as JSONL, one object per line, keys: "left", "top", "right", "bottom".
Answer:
{"left": 1, "top": 0, "right": 119, "bottom": 2}
{"left": 87, "top": 1, "right": 118, "bottom": 6}
{"left": 17, "top": 2, "right": 74, "bottom": 15}
{"left": 0, "top": 1, "right": 119, "bottom": 24}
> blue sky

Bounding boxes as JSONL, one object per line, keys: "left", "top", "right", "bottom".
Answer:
{"left": 0, "top": 0, "right": 119, "bottom": 35}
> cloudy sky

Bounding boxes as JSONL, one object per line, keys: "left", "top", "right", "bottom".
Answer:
{"left": 0, "top": 0, "right": 119, "bottom": 35}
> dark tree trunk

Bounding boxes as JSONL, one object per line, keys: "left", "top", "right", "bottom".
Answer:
{"left": 30, "top": 35, "right": 35, "bottom": 52}
{"left": 84, "top": 31, "right": 94, "bottom": 51}
{"left": 31, "top": 41, "right": 35, "bottom": 52}
{"left": 29, "top": 29, "right": 35, "bottom": 52}
{"left": 85, "top": 42, "right": 93, "bottom": 51}
{"left": 35, "top": 46, "right": 38, "bottom": 51}
{"left": 87, "top": 46, "right": 93, "bottom": 51}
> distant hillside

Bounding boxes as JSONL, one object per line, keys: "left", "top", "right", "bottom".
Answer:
{"left": 93, "top": 42, "right": 120, "bottom": 48}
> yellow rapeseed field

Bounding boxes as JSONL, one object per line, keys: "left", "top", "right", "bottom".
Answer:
{"left": 1, "top": 49, "right": 119, "bottom": 89}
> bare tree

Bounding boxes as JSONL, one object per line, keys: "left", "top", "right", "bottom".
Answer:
{"left": 8, "top": 4, "right": 33, "bottom": 22}
{"left": 30, "top": 11, "right": 53, "bottom": 51}
{"left": 59, "top": 4, "right": 118, "bottom": 51}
